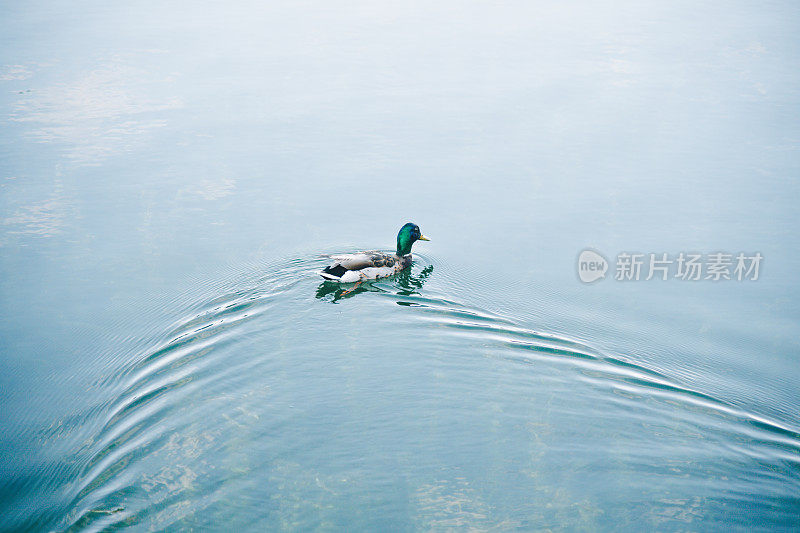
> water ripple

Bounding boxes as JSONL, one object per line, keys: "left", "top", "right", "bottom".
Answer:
{"left": 377, "top": 287, "right": 800, "bottom": 461}
{"left": 54, "top": 256, "right": 799, "bottom": 530}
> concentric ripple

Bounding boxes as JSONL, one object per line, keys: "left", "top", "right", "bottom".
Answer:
{"left": 43, "top": 256, "right": 800, "bottom": 531}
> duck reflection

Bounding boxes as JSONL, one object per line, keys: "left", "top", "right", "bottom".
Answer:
{"left": 316, "top": 265, "right": 433, "bottom": 303}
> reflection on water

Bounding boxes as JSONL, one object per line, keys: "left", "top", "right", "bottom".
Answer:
{"left": 8, "top": 54, "right": 182, "bottom": 165}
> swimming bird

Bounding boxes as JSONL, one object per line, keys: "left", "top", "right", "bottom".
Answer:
{"left": 320, "top": 223, "right": 430, "bottom": 282}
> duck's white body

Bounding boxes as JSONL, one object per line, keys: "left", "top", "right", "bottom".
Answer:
{"left": 320, "top": 252, "right": 412, "bottom": 282}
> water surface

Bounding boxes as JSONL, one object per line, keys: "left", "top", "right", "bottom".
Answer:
{"left": 1, "top": 1, "right": 799, "bottom": 530}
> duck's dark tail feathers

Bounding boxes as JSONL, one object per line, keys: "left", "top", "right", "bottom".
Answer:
{"left": 321, "top": 264, "right": 347, "bottom": 280}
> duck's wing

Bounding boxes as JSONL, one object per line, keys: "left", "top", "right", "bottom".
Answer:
{"left": 327, "top": 252, "right": 378, "bottom": 270}
{"left": 326, "top": 251, "right": 394, "bottom": 269}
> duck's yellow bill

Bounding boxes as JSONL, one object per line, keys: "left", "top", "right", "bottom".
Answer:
{"left": 418, "top": 235, "right": 430, "bottom": 241}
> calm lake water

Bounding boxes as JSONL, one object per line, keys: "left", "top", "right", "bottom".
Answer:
{"left": 1, "top": 1, "right": 799, "bottom": 530}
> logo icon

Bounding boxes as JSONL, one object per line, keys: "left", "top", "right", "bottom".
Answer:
{"left": 577, "top": 249, "right": 608, "bottom": 283}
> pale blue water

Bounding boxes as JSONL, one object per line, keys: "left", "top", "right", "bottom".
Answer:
{"left": 1, "top": 1, "right": 799, "bottom": 531}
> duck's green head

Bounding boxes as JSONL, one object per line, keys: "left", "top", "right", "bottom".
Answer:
{"left": 396, "top": 222, "right": 429, "bottom": 256}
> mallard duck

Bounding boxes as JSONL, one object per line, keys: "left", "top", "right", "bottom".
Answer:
{"left": 320, "top": 223, "right": 430, "bottom": 282}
